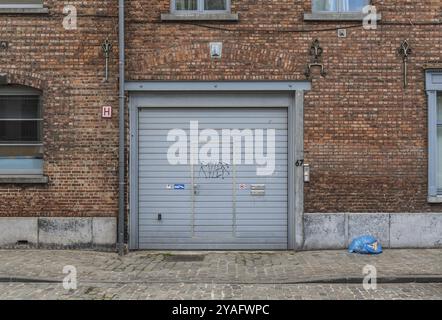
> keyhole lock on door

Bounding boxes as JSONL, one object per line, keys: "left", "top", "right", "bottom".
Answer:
{"left": 193, "top": 184, "right": 199, "bottom": 195}
{"left": 157, "top": 213, "right": 162, "bottom": 221}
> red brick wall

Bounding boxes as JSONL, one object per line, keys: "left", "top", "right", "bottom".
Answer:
{"left": 126, "top": 0, "right": 442, "bottom": 213}
{"left": 0, "top": 1, "right": 119, "bottom": 217}
{"left": 1, "top": 1, "right": 442, "bottom": 218}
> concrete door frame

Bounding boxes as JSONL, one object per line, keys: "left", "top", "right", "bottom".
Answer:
{"left": 126, "top": 81, "right": 310, "bottom": 250}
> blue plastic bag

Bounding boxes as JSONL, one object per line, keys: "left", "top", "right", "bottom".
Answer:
{"left": 348, "top": 235, "right": 382, "bottom": 254}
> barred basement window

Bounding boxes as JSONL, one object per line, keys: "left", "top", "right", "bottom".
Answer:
{"left": 312, "top": 0, "right": 369, "bottom": 12}
{"left": 173, "top": 0, "right": 229, "bottom": 13}
{"left": 0, "top": 0, "right": 43, "bottom": 8}
{"left": 0, "top": 85, "right": 43, "bottom": 175}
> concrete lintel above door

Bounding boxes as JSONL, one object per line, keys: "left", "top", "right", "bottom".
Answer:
{"left": 125, "top": 81, "right": 311, "bottom": 92}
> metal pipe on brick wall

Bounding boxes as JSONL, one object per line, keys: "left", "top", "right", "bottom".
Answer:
{"left": 118, "top": 0, "right": 125, "bottom": 255}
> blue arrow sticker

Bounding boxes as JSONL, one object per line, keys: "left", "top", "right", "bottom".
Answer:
{"left": 174, "top": 184, "right": 185, "bottom": 190}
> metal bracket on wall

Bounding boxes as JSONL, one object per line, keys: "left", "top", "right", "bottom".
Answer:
{"left": 398, "top": 40, "right": 412, "bottom": 89}
{"left": 305, "top": 39, "right": 326, "bottom": 79}
{"left": 101, "top": 38, "right": 112, "bottom": 82}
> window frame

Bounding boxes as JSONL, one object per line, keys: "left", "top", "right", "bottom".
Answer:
{"left": 0, "top": 85, "right": 43, "bottom": 176}
{"left": 312, "top": 0, "right": 370, "bottom": 13}
{"left": 171, "top": 0, "right": 231, "bottom": 14}
{"left": 0, "top": 0, "right": 43, "bottom": 9}
{"left": 426, "top": 70, "right": 442, "bottom": 202}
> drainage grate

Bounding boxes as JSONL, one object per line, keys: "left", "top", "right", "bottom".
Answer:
{"left": 163, "top": 254, "right": 206, "bottom": 262}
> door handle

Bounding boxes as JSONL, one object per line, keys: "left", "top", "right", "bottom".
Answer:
{"left": 193, "top": 184, "right": 199, "bottom": 195}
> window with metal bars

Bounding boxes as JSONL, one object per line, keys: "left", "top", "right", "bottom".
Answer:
{"left": 0, "top": 86, "right": 43, "bottom": 175}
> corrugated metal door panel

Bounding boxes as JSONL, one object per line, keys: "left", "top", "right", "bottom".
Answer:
{"left": 138, "top": 107, "right": 288, "bottom": 249}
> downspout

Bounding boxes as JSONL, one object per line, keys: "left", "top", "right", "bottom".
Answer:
{"left": 117, "top": 0, "right": 126, "bottom": 255}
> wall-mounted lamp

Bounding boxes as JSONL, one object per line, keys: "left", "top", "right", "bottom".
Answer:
{"left": 398, "top": 40, "right": 412, "bottom": 89}
{"left": 305, "top": 39, "right": 326, "bottom": 79}
{"left": 101, "top": 38, "right": 112, "bottom": 82}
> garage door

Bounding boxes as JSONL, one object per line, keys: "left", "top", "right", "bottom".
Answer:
{"left": 137, "top": 107, "right": 288, "bottom": 249}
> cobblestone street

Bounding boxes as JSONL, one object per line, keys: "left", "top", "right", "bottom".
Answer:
{"left": 0, "top": 282, "right": 441, "bottom": 300}
{"left": 0, "top": 249, "right": 440, "bottom": 300}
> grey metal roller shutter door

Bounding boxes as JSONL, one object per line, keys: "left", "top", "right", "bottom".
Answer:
{"left": 138, "top": 107, "right": 288, "bottom": 249}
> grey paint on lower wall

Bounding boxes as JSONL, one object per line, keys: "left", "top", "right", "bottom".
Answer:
{"left": 0, "top": 217, "right": 116, "bottom": 249}
{"left": 0, "top": 218, "right": 38, "bottom": 246}
{"left": 302, "top": 214, "right": 347, "bottom": 249}
{"left": 303, "top": 213, "right": 442, "bottom": 250}
{"left": 0, "top": 214, "right": 440, "bottom": 250}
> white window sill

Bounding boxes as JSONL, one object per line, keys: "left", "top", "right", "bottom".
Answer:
{"left": 161, "top": 12, "right": 239, "bottom": 21}
{"left": 304, "top": 12, "right": 382, "bottom": 21}
{"left": 0, "top": 175, "right": 48, "bottom": 184}
{"left": 0, "top": 7, "right": 48, "bottom": 14}
{"left": 428, "top": 196, "right": 442, "bottom": 204}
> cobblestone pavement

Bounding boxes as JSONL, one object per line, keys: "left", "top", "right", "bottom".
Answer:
{"left": 0, "top": 249, "right": 440, "bottom": 299}
{"left": 0, "top": 283, "right": 440, "bottom": 300}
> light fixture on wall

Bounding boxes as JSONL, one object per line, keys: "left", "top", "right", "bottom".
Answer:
{"left": 101, "top": 38, "right": 112, "bottom": 82}
{"left": 305, "top": 39, "right": 326, "bottom": 79}
{"left": 398, "top": 40, "right": 412, "bottom": 89}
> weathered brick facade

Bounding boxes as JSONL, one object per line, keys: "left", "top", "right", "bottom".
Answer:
{"left": 0, "top": 1, "right": 441, "bottom": 233}
{"left": 125, "top": 0, "right": 442, "bottom": 213}
{"left": 0, "top": 1, "right": 119, "bottom": 218}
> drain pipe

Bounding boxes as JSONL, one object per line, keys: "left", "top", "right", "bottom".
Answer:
{"left": 117, "top": 0, "right": 126, "bottom": 255}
